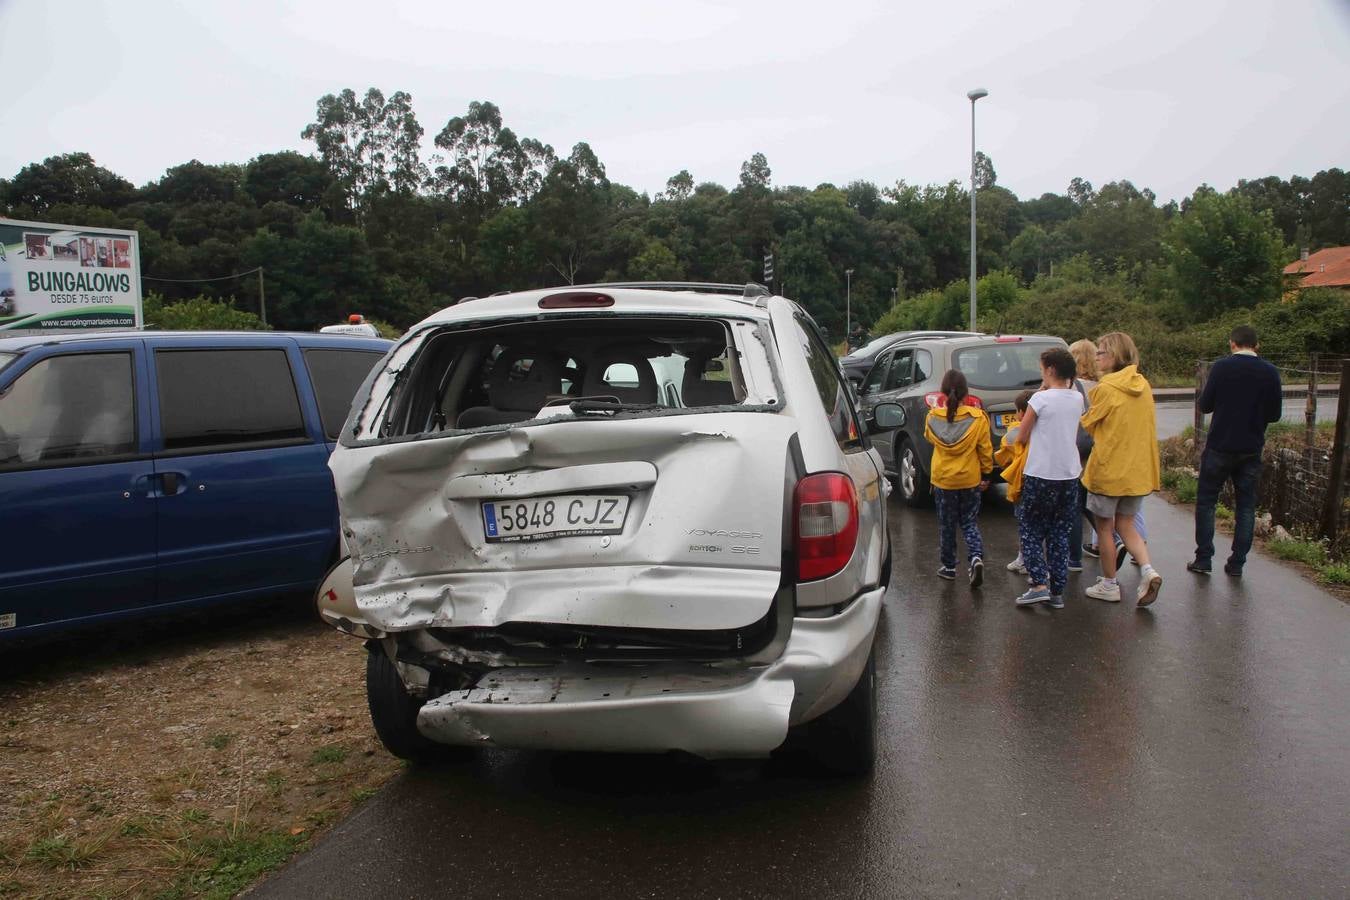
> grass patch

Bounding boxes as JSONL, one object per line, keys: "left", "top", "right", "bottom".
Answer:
{"left": 206, "top": 733, "right": 233, "bottom": 751}
{"left": 1268, "top": 537, "right": 1328, "bottom": 566}
{"left": 181, "top": 809, "right": 211, "bottom": 826}
{"left": 25, "top": 833, "right": 109, "bottom": 871}
{"left": 119, "top": 814, "right": 162, "bottom": 838}
{"left": 1174, "top": 474, "right": 1198, "bottom": 504}
{"left": 157, "top": 829, "right": 305, "bottom": 900}
{"left": 350, "top": 787, "right": 378, "bottom": 803}
{"left": 1318, "top": 563, "right": 1350, "bottom": 585}
{"left": 310, "top": 746, "right": 347, "bottom": 766}
{"left": 262, "top": 771, "right": 286, "bottom": 797}
{"left": 1159, "top": 464, "right": 1199, "bottom": 504}
{"left": 1216, "top": 503, "right": 1234, "bottom": 521}
{"left": 1264, "top": 420, "right": 1335, "bottom": 440}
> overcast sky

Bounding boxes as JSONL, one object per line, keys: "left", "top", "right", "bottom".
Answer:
{"left": 2, "top": 0, "right": 1347, "bottom": 204}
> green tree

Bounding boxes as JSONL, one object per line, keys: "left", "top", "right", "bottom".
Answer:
{"left": 629, "top": 238, "right": 681, "bottom": 280}
{"left": 1164, "top": 190, "right": 1286, "bottom": 319}
{"left": 1065, "top": 180, "right": 1165, "bottom": 273}
{"left": 663, "top": 170, "right": 694, "bottom": 202}
{"left": 241, "top": 213, "right": 381, "bottom": 327}
{"left": 301, "top": 87, "right": 427, "bottom": 216}
{"left": 973, "top": 151, "right": 996, "bottom": 190}
{"left": 432, "top": 101, "right": 556, "bottom": 215}
{"left": 4, "top": 152, "right": 135, "bottom": 214}
{"left": 242, "top": 151, "right": 333, "bottom": 209}
{"left": 142, "top": 293, "right": 269, "bottom": 331}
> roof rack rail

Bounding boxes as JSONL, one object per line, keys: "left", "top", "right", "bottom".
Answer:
{"left": 568, "top": 281, "right": 773, "bottom": 300}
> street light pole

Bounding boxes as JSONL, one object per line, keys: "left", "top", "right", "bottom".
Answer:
{"left": 845, "top": 268, "right": 854, "bottom": 347}
{"left": 967, "top": 87, "right": 988, "bottom": 332}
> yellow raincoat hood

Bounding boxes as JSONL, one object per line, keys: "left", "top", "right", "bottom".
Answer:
{"left": 924, "top": 404, "right": 994, "bottom": 491}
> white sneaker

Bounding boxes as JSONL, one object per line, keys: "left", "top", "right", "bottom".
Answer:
{"left": 1137, "top": 568, "right": 1163, "bottom": 606}
{"left": 1006, "top": 556, "right": 1027, "bottom": 575}
{"left": 1086, "top": 577, "right": 1121, "bottom": 603}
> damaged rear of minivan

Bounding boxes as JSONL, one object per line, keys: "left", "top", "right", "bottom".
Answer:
{"left": 319, "top": 285, "right": 889, "bottom": 774}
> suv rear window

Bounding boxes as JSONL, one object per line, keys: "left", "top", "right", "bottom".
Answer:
{"left": 372, "top": 316, "right": 751, "bottom": 438}
{"left": 953, "top": 343, "right": 1060, "bottom": 390}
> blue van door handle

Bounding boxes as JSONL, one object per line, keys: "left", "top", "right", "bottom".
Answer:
{"left": 159, "top": 471, "right": 189, "bottom": 496}
{"left": 142, "top": 471, "right": 188, "bottom": 497}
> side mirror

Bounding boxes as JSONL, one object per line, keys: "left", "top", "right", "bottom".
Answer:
{"left": 873, "top": 402, "right": 905, "bottom": 430}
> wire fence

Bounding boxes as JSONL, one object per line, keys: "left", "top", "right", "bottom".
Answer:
{"left": 1192, "top": 355, "right": 1350, "bottom": 555}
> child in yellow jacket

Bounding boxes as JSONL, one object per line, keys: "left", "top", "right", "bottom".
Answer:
{"left": 924, "top": 369, "right": 994, "bottom": 586}
{"left": 994, "top": 390, "right": 1034, "bottom": 574}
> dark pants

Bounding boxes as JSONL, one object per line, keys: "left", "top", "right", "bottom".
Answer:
{"left": 934, "top": 486, "right": 984, "bottom": 569}
{"left": 1195, "top": 448, "right": 1263, "bottom": 569}
{"left": 1018, "top": 476, "right": 1079, "bottom": 595}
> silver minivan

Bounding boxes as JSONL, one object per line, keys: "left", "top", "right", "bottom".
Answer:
{"left": 318, "top": 283, "right": 891, "bottom": 773}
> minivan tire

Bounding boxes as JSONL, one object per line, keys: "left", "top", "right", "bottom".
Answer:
{"left": 897, "top": 439, "right": 932, "bottom": 508}
{"left": 807, "top": 647, "right": 877, "bottom": 776}
{"left": 366, "top": 648, "right": 470, "bottom": 764}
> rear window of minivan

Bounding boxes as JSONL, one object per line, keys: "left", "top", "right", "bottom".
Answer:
{"left": 953, "top": 343, "right": 1061, "bottom": 390}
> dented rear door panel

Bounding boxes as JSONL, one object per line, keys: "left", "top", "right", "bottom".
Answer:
{"left": 332, "top": 411, "right": 796, "bottom": 633}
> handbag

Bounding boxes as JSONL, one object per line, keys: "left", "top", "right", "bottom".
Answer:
{"left": 1074, "top": 379, "right": 1094, "bottom": 462}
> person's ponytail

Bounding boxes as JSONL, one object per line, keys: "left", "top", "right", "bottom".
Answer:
{"left": 939, "top": 369, "right": 968, "bottom": 424}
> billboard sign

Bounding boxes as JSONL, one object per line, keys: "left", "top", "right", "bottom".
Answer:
{"left": 0, "top": 217, "right": 142, "bottom": 331}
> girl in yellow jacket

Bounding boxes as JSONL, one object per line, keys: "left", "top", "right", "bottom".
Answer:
{"left": 924, "top": 369, "right": 993, "bottom": 587}
{"left": 994, "top": 390, "right": 1033, "bottom": 574}
{"left": 1080, "top": 331, "right": 1163, "bottom": 607}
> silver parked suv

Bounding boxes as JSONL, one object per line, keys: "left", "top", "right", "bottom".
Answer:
{"left": 317, "top": 283, "right": 891, "bottom": 773}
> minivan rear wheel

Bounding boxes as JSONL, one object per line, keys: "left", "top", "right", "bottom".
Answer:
{"left": 366, "top": 648, "right": 471, "bottom": 764}
{"left": 897, "top": 440, "right": 932, "bottom": 508}
{"left": 806, "top": 647, "right": 877, "bottom": 776}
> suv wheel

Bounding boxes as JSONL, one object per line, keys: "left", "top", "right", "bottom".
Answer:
{"left": 366, "top": 648, "right": 471, "bottom": 764}
{"left": 897, "top": 440, "right": 932, "bottom": 508}
{"left": 806, "top": 647, "right": 877, "bottom": 776}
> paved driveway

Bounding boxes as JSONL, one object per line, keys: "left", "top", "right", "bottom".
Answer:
{"left": 253, "top": 494, "right": 1348, "bottom": 899}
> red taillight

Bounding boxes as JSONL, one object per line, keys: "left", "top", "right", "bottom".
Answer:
{"left": 539, "top": 291, "right": 615, "bottom": 309}
{"left": 924, "top": 392, "right": 983, "bottom": 410}
{"left": 994, "top": 335, "right": 1023, "bottom": 343}
{"left": 794, "top": 472, "right": 859, "bottom": 582}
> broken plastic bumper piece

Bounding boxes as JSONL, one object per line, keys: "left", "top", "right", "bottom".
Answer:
{"left": 415, "top": 585, "right": 883, "bottom": 759}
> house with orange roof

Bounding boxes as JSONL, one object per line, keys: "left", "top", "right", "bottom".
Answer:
{"left": 1283, "top": 246, "right": 1350, "bottom": 293}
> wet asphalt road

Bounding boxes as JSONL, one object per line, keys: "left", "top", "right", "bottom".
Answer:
{"left": 254, "top": 495, "right": 1348, "bottom": 899}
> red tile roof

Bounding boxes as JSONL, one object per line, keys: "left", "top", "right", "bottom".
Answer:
{"left": 1283, "top": 246, "right": 1350, "bottom": 287}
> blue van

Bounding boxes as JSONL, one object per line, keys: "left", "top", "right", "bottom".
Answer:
{"left": 0, "top": 330, "right": 392, "bottom": 640}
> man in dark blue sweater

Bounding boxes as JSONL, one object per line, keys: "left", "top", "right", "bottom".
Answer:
{"left": 1188, "top": 325, "right": 1283, "bottom": 577}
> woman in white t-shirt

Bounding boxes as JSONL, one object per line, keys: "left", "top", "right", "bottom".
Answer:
{"left": 1010, "top": 347, "right": 1085, "bottom": 609}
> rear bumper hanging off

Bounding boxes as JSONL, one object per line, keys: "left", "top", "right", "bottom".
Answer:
{"left": 414, "top": 586, "right": 883, "bottom": 759}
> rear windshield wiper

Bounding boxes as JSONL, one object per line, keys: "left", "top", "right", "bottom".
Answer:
{"left": 568, "top": 399, "right": 664, "bottom": 416}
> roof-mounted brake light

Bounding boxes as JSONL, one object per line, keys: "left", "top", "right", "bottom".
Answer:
{"left": 994, "top": 335, "right": 1023, "bottom": 343}
{"left": 539, "top": 292, "right": 615, "bottom": 309}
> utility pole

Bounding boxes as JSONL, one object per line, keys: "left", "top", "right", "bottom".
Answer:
{"left": 967, "top": 87, "right": 988, "bottom": 332}
{"left": 257, "top": 267, "right": 267, "bottom": 326}
{"left": 845, "top": 268, "right": 854, "bottom": 347}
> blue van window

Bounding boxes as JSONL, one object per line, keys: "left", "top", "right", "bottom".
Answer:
{"left": 157, "top": 349, "right": 306, "bottom": 450}
{"left": 304, "top": 349, "right": 384, "bottom": 439}
{"left": 0, "top": 352, "right": 135, "bottom": 468}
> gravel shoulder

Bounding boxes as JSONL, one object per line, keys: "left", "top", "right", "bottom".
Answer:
{"left": 0, "top": 601, "right": 401, "bottom": 899}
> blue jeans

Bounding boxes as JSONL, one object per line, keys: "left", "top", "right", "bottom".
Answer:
{"left": 934, "top": 486, "right": 984, "bottom": 569}
{"left": 1018, "top": 476, "right": 1079, "bottom": 595}
{"left": 1195, "top": 448, "right": 1262, "bottom": 569}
